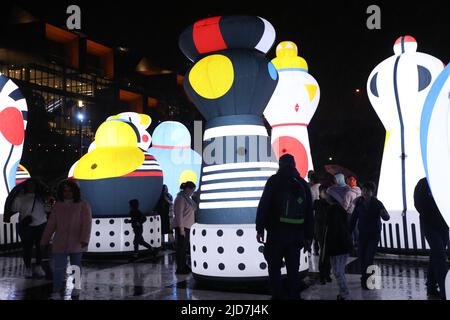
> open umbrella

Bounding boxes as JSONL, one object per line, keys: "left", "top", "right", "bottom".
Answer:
{"left": 324, "top": 164, "right": 357, "bottom": 178}
{"left": 3, "top": 178, "right": 49, "bottom": 223}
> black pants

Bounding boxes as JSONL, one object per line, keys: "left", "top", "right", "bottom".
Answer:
{"left": 18, "top": 223, "right": 46, "bottom": 268}
{"left": 175, "top": 227, "right": 190, "bottom": 271}
{"left": 318, "top": 240, "right": 331, "bottom": 280}
{"left": 133, "top": 227, "right": 152, "bottom": 254}
{"left": 358, "top": 233, "right": 380, "bottom": 285}
{"left": 421, "top": 220, "right": 449, "bottom": 299}
{"left": 264, "top": 226, "right": 304, "bottom": 300}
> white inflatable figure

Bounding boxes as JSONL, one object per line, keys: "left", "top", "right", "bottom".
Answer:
{"left": 264, "top": 41, "right": 320, "bottom": 178}
{"left": 420, "top": 64, "right": 450, "bottom": 229}
{"left": 0, "top": 74, "right": 28, "bottom": 212}
{"left": 367, "top": 36, "right": 444, "bottom": 251}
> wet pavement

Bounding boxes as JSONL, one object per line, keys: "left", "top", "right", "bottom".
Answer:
{"left": 0, "top": 249, "right": 444, "bottom": 300}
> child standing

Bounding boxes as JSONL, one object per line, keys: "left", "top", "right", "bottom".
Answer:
{"left": 126, "top": 199, "right": 153, "bottom": 260}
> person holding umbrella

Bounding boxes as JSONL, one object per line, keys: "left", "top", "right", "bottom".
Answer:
{"left": 4, "top": 178, "right": 49, "bottom": 278}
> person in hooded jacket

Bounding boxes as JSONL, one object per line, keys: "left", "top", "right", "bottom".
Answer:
{"left": 344, "top": 175, "right": 362, "bottom": 249}
{"left": 343, "top": 175, "right": 361, "bottom": 215}
{"left": 256, "top": 154, "right": 314, "bottom": 300}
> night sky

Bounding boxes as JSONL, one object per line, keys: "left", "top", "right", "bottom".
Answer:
{"left": 4, "top": 0, "right": 450, "bottom": 183}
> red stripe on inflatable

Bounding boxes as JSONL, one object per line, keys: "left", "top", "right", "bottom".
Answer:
{"left": 193, "top": 16, "right": 227, "bottom": 54}
{"left": 271, "top": 123, "right": 309, "bottom": 128}
{"left": 152, "top": 145, "right": 190, "bottom": 149}
{"left": 395, "top": 35, "right": 416, "bottom": 44}
{"left": 124, "top": 171, "right": 163, "bottom": 177}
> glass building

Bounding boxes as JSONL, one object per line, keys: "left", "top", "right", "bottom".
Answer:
{"left": 0, "top": 13, "right": 198, "bottom": 182}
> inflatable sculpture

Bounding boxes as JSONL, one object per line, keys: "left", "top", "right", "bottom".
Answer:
{"left": 0, "top": 74, "right": 29, "bottom": 248}
{"left": 264, "top": 41, "right": 320, "bottom": 178}
{"left": 148, "top": 121, "right": 201, "bottom": 198}
{"left": 70, "top": 112, "right": 163, "bottom": 253}
{"left": 420, "top": 63, "right": 450, "bottom": 229}
{"left": 179, "top": 16, "right": 309, "bottom": 279}
{"left": 367, "top": 36, "right": 444, "bottom": 252}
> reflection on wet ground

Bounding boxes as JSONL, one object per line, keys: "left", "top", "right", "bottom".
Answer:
{"left": 0, "top": 250, "right": 443, "bottom": 300}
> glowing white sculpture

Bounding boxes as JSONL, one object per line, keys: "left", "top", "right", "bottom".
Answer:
{"left": 420, "top": 64, "right": 450, "bottom": 228}
{"left": 264, "top": 41, "right": 320, "bottom": 178}
{"left": 367, "top": 36, "right": 444, "bottom": 251}
{"left": 0, "top": 74, "right": 28, "bottom": 212}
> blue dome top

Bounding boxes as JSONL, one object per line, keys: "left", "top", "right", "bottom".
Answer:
{"left": 151, "top": 121, "right": 191, "bottom": 147}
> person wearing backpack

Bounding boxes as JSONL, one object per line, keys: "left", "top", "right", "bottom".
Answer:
{"left": 256, "top": 154, "right": 314, "bottom": 300}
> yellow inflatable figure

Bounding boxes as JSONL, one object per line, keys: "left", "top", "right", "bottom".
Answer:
{"left": 73, "top": 120, "right": 144, "bottom": 180}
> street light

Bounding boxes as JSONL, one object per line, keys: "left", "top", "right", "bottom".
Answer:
{"left": 77, "top": 112, "right": 84, "bottom": 155}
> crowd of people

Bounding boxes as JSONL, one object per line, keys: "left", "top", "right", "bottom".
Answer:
{"left": 2, "top": 153, "right": 448, "bottom": 301}
{"left": 256, "top": 153, "right": 448, "bottom": 300}
{"left": 2, "top": 176, "right": 199, "bottom": 299}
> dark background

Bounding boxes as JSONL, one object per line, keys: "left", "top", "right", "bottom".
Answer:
{"left": 2, "top": 0, "right": 449, "bottom": 184}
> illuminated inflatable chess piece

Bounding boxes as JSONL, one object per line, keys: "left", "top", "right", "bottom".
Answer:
{"left": 148, "top": 121, "right": 201, "bottom": 197}
{"left": 180, "top": 16, "right": 309, "bottom": 279}
{"left": 70, "top": 112, "right": 163, "bottom": 253}
{"left": 420, "top": 63, "right": 450, "bottom": 229}
{"left": 0, "top": 74, "right": 28, "bottom": 211}
{"left": 0, "top": 74, "right": 28, "bottom": 248}
{"left": 264, "top": 41, "right": 320, "bottom": 178}
{"left": 367, "top": 36, "right": 444, "bottom": 251}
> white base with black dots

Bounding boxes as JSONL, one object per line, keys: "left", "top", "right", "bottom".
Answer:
{"left": 88, "top": 216, "right": 161, "bottom": 253}
{"left": 190, "top": 223, "right": 309, "bottom": 278}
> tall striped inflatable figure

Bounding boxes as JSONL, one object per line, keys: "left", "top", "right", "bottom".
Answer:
{"left": 264, "top": 41, "right": 320, "bottom": 178}
{"left": 0, "top": 74, "right": 28, "bottom": 247}
{"left": 69, "top": 112, "right": 163, "bottom": 253}
{"left": 420, "top": 63, "right": 450, "bottom": 230}
{"left": 0, "top": 74, "right": 28, "bottom": 209}
{"left": 180, "top": 16, "right": 309, "bottom": 280}
{"left": 367, "top": 36, "right": 444, "bottom": 252}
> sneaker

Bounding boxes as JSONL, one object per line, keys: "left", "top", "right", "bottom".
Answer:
{"left": 326, "top": 276, "right": 332, "bottom": 283}
{"left": 25, "top": 267, "right": 33, "bottom": 279}
{"left": 33, "top": 265, "right": 46, "bottom": 278}
{"left": 320, "top": 278, "right": 326, "bottom": 285}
